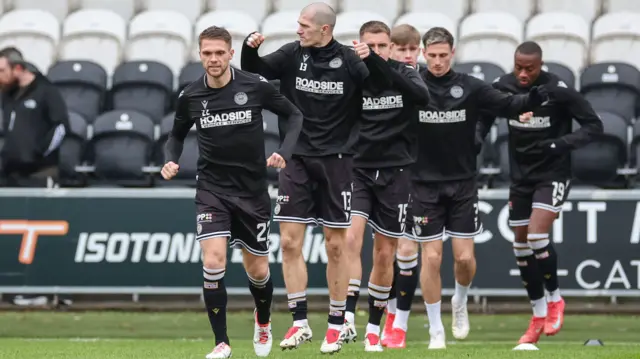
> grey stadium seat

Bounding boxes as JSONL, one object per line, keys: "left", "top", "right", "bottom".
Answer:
{"left": 156, "top": 112, "right": 199, "bottom": 187}
{"left": 110, "top": 61, "right": 174, "bottom": 124}
{"left": 541, "top": 62, "right": 575, "bottom": 90}
{"left": 572, "top": 112, "right": 628, "bottom": 188}
{"left": 453, "top": 62, "right": 505, "bottom": 84}
{"left": 580, "top": 62, "right": 640, "bottom": 123}
{"left": 47, "top": 61, "right": 107, "bottom": 123}
{"left": 58, "top": 112, "right": 89, "bottom": 187}
{"left": 263, "top": 110, "right": 280, "bottom": 184}
{"left": 178, "top": 61, "right": 204, "bottom": 94}
{"left": 85, "top": 110, "right": 156, "bottom": 187}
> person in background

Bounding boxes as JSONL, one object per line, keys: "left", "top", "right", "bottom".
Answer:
{"left": 0, "top": 47, "right": 69, "bottom": 187}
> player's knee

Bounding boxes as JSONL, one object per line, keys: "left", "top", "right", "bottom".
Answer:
{"left": 423, "top": 248, "right": 442, "bottom": 269}
{"left": 280, "top": 233, "right": 303, "bottom": 257}
{"left": 324, "top": 236, "right": 344, "bottom": 260}
{"left": 397, "top": 239, "right": 417, "bottom": 257}
{"left": 454, "top": 249, "right": 475, "bottom": 268}
{"left": 202, "top": 251, "right": 226, "bottom": 270}
{"left": 246, "top": 263, "right": 270, "bottom": 282}
{"left": 373, "top": 245, "right": 395, "bottom": 269}
{"left": 346, "top": 229, "right": 362, "bottom": 255}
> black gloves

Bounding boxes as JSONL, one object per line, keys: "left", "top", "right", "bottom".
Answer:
{"left": 528, "top": 85, "right": 550, "bottom": 107}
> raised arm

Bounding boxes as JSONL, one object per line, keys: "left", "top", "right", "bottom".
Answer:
{"left": 475, "top": 80, "right": 547, "bottom": 118}
{"left": 241, "top": 32, "right": 295, "bottom": 80}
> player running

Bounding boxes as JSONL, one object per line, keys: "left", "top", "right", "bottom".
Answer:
{"left": 162, "top": 26, "right": 303, "bottom": 359}
{"left": 342, "top": 21, "right": 430, "bottom": 352}
{"left": 241, "top": 2, "right": 388, "bottom": 354}
{"left": 479, "top": 41, "right": 603, "bottom": 345}
{"left": 413, "top": 27, "right": 549, "bottom": 349}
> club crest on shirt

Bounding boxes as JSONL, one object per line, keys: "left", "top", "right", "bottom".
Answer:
{"left": 450, "top": 85, "right": 463, "bottom": 98}
{"left": 234, "top": 92, "right": 248, "bottom": 105}
{"left": 329, "top": 58, "right": 343, "bottom": 68}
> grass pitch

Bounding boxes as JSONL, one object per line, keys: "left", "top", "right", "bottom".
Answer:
{"left": 0, "top": 311, "right": 638, "bottom": 358}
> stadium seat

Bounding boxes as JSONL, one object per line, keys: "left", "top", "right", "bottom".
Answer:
{"left": 572, "top": 113, "right": 628, "bottom": 188}
{"left": 59, "top": 9, "right": 127, "bottom": 77}
{"left": 78, "top": 0, "right": 136, "bottom": 21}
{"left": 274, "top": 0, "right": 338, "bottom": 12}
{"left": 607, "top": 0, "right": 640, "bottom": 13}
{"left": 141, "top": 0, "right": 204, "bottom": 23}
{"left": 260, "top": 11, "right": 301, "bottom": 56}
{"left": 206, "top": 0, "right": 270, "bottom": 23}
{"left": 457, "top": 12, "right": 523, "bottom": 73}
{"left": 194, "top": 11, "right": 259, "bottom": 68}
{"left": 59, "top": 112, "right": 89, "bottom": 187}
{"left": 541, "top": 62, "right": 576, "bottom": 89}
{"left": 0, "top": 9, "right": 60, "bottom": 73}
{"left": 472, "top": 0, "right": 534, "bottom": 22}
{"left": 538, "top": 0, "right": 600, "bottom": 23}
{"left": 629, "top": 120, "right": 640, "bottom": 168}
{"left": 126, "top": 10, "right": 193, "bottom": 78}
{"left": 263, "top": 110, "right": 280, "bottom": 184}
{"left": 110, "top": 61, "right": 174, "bottom": 124}
{"left": 580, "top": 62, "right": 640, "bottom": 122}
{"left": 178, "top": 62, "right": 204, "bottom": 94}
{"left": 12, "top": 0, "right": 69, "bottom": 21}
{"left": 334, "top": 11, "right": 390, "bottom": 45}
{"left": 48, "top": 60, "right": 108, "bottom": 123}
{"left": 525, "top": 12, "right": 589, "bottom": 78}
{"left": 591, "top": 13, "right": 640, "bottom": 69}
{"left": 156, "top": 112, "right": 198, "bottom": 187}
{"left": 342, "top": 0, "right": 402, "bottom": 21}
{"left": 405, "top": 0, "right": 468, "bottom": 24}
{"left": 453, "top": 62, "right": 505, "bottom": 83}
{"left": 83, "top": 110, "right": 156, "bottom": 187}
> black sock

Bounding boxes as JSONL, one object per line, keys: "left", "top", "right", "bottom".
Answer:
{"left": 346, "top": 278, "right": 361, "bottom": 320}
{"left": 529, "top": 235, "right": 559, "bottom": 292}
{"left": 203, "top": 267, "right": 229, "bottom": 345}
{"left": 287, "top": 291, "right": 308, "bottom": 323}
{"left": 328, "top": 299, "right": 346, "bottom": 326}
{"left": 367, "top": 282, "right": 391, "bottom": 326}
{"left": 388, "top": 261, "right": 399, "bottom": 302}
{"left": 513, "top": 243, "right": 545, "bottom": 301}
{"left": 396, "top": 253, "right": 419, "bottom": 311}
{"left": 248, "top": 270, "right": 273, "bottom": 325}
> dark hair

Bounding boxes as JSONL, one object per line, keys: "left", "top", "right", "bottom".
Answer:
{"left": 359, "top": 20, "right": 390, "bottom": 37}
{"left": 391, "top": 24, "right": 421, "bottom": 46}
{"left": 516, "top": 41, "right": 543, "bottom": 57}
{"left": 0, "top": 47, "right": 26, "bottom": 68}
{"left": 422, "top": 27, "right": 454, "bottom": 48}
{"left": 199, "top": 26, "right": 232, "bottom": 48}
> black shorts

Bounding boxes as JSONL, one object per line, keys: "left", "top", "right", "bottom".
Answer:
{"left": 404, "top": 195, "right": 414, "bottom": 239}
{"left": 195, "top": 189, "right": 272, "bottom": 256}
{"left": 410, "top": 178, "right": 482, "bottom": 242}
{"left": 509, "top": 179, "right": 571, "bottom": 227}
{"left": 274, "top": 154, "right": 353, "bottom": 228}
{"left": 351, "top": 167, "right": 411, "bottom": 238}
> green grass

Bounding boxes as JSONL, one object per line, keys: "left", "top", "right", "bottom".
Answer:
{"left": 0, "top": 311, "right": 638, "bottom": 358}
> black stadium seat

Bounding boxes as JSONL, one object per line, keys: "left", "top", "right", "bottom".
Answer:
{"left": 83, "top": 110, "right": 156, "bottom": 187}
{"left": 156, "top": 112, "right": 199, "bottom": 187}
{"left": 48, "top": 60, "right": 107, "bottom": 123}
{"left": 541, "top": 62, "right": 575, "bottom": 89}
{"left": 453, "top": 61, "right": 505, "bottom": 83}
{"left": 580, "top": 62, "right": 640, "bottom": 123}
{"left": 178, "top": 61, "right": 204, "bottom": 94}
{"left": 572, "top": 112, "right": 629, "bottom": 188}
{"left": 58, "top": 112, "right": 89, "bottom": 187}
{"left": 110, "top": 61, "right": 174, "bottom": 124}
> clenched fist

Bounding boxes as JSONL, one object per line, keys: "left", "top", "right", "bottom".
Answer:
{"left": 161, "top": 161, "right": 180, "bottom": 180}
{"left": 267, "top": 153, "right": 286, "bottom": 169}
{"left": 352, "top": 40, "right": 370, "bottom": 59}
{"left": 246, "top": 32, "right": 265, "bottom": 48}
{"left": 519, "top": 112, "right": 533, "bottom": 123}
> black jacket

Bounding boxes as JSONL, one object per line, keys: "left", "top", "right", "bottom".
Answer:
{"left": 1, "top": 73, "right": 69, "bottom": 174}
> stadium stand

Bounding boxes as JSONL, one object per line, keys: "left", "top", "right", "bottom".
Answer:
{"left": 1, "top": 0, "right": 640, "bottom": 189}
